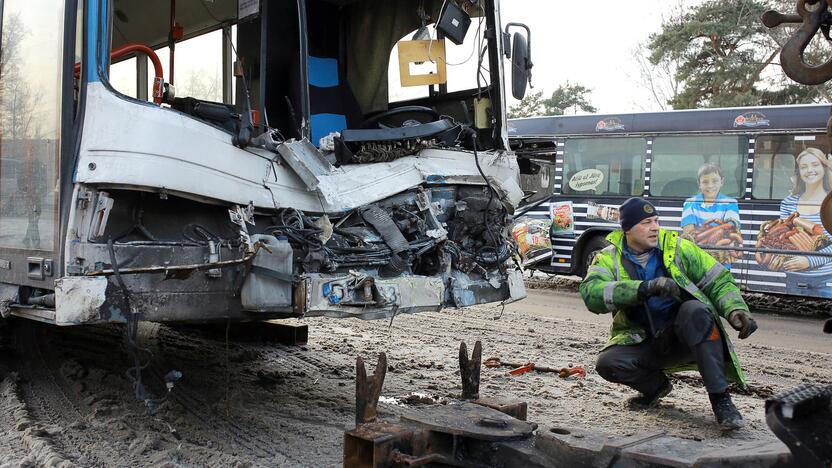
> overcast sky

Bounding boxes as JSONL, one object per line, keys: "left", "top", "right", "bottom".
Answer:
{"left": 500, "top": 0, "right": 679, "bottom": 114}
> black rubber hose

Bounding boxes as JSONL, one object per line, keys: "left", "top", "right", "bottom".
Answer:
{"left": 475, "top": 243, "right": 512, "bottom": 266}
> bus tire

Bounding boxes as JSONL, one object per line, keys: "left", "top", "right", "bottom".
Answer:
{"left": 579, "top": 235, "right": 609, "bottom": 277}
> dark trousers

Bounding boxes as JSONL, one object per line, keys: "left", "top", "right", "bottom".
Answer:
{"left": 596, "top": 300, "right": 728, "bottom": 395}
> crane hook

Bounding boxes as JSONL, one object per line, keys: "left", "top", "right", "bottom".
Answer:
{"left": 763, "top": 0, "right": 832, "bottom": 85}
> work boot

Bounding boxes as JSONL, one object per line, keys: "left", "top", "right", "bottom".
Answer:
{"left": 627, "top": 379, "right": 673, "bottom": 410}
{"left": 709, "top": 392, "right": 745, "bottom": 430}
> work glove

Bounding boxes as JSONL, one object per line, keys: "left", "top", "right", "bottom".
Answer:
{"left": 637, "top": 277, "right": 680, "bottom": 300}
{"left": 728, "top": 310, "right": 757, "bottom": 339}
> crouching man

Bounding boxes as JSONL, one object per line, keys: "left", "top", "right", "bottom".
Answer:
{"left": 579, "top": 197, "right": 757, "bottom": 430}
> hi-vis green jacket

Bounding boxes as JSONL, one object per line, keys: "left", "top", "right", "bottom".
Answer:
{"left": 579, "top": 229, "right": 750, "bottom": 386}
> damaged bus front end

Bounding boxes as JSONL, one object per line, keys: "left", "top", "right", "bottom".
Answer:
{"left": 0, "top": 0, "right": 531, "bottom": 324}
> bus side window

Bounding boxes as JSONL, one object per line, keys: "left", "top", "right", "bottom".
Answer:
{"left": 562, "top": 138, "right": 646, "bottom": 196}
{"left": 752, "top": 135, "right": 816, "bottom": 200}
{"left": 651, "top": 135, "right": 746, "bottom": 198}
{"left": 110, "top": 57, "right": 138, "bottom": 99}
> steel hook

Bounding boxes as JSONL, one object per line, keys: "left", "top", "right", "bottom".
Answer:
{"left": 763, "top": 0, "right": 832, "bottom": 85}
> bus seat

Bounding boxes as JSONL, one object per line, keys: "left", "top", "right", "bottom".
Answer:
{"left": 308, "top": 55, "right": 362, "bottom": 147}
{"left": 656, "top": 178, "right": 698, "bottom": 197}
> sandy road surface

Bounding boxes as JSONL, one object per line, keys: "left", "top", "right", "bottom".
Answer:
{"left": 515, "top": 288, "right": 832, "bottom": 354}
{"left": 0, "top": 289, "right": 829, "bottom": 467}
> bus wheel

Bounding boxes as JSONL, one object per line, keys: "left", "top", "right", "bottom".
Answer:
{"left": 579, "top": 235, "right": 609, "bottom": 277}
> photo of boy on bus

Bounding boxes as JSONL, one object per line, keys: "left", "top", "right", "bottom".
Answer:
{"left": 756, "top": 147, "right": 832, "bottom": 297}
{"left": 680, "top": 163, "right": 743, "bottom": 266}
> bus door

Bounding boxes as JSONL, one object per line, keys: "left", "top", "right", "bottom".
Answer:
{"left": 0, "top": 0, "right": 71, "bottom": 292}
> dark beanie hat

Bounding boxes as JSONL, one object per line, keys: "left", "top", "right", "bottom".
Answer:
{"left": 619, "top": 197, "right": 657, "bottom": 232}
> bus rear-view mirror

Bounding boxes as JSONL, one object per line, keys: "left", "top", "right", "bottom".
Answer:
{"left": 504, "top": 23, "right": 533, "bottom": 100}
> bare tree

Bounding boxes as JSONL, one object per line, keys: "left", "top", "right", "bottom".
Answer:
{"left": 0, "top": 14, "right": 24, "bottom": 86}
{"left": 629, "top": 1, "right": 686, "bottom": 110}
{"left": 1, "top": 12, "right": 48, "bottom": 246}
{"left": 177, "top": 68, "right": 223, "bottom": 103}
{"left": 1, "top": 14, "right": 39, "bottom": 141}
{"left": 631, "top": 43, "right": 681, "bottom": 111}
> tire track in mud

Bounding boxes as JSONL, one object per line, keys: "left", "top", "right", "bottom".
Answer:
{"left": 138, "top": 323, "right": 293, "bottom": 463}
{"left": 11, "top": 321, "right": 132, "bottom": 467}
{"left": 7, "top": 321, "right": 265, "bottom": 466}
{"left": 141, "top": 323, "right": 351, "bottom": 465}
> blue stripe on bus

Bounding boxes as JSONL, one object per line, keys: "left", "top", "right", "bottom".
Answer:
{"left": 86, "top": 0, "right": 106, "bottom": 82}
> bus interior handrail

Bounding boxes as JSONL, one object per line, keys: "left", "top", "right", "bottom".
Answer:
{"left": 74, "top": 43, "right": 165, "bottom": 104}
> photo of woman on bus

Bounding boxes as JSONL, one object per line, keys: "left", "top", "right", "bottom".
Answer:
{"left": 680, "top": 163, "right": 742, "bottom": 266}
{"left": 758, "top": 147, "right": 832, "bottom": 297}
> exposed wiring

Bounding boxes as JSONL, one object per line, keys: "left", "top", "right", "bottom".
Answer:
{"left": 426, "top": 7, "right": 485, "bottom": 67}
{"left": 475, "top": 30, "right": 491, "bottom": 102}
{"left": 109, "top": 239, "right": 178, "bottom": 414}
{"left": 85, "top": 247, "right": 258, "bottom": 276}
{"left": 492, "top": 302, "right": 506, "bottom": 320}
{"left": 182, "top": 223, "right": 219, "bottom": 244}
{"left": 113, "top": 201, "right": 158, "bottom": 242}
{"left": 426, "top": 0, "right": 450, "bottom": 64}
{"left": 470, "top": 129, "right": 510, "bottom": 269}
{"left": 474, "top": 21, "right": 495, "bottom": 141}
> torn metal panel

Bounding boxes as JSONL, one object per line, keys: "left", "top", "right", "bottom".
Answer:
{"left": 308, "top": 148, "right": 523, "bottom": 213}
{"left": 59, "top": 183, "right": 522, "bottom": 325}
{"left": 487, "top": 172, "right": 525, "bottom": 214}
{"left": 77, "top": 85, "right": 522, "bottom": 215}
{"left": 275, "top": 139, "right": 335, "bottom": 191}
{"left": 10, "top": 307, "right": 57, "bottom": 324}
{"left": 42, "top": 0, "right": 526, "bottom": 329}
{"left": 506, "top": 269, "right": 527, "bottom": 304}
{"left": 54, "top": 276, "right": 108, "bottom": 325}
{"left": 449, "top": 270, "right": 521, "bottom": 308}
{"left": 241, "top": 234, "right": 294, "bottom": 311}
{"left": 303, "top": 274, "right": 443, "bottom": 319}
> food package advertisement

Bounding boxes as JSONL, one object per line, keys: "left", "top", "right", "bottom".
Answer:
{"left": 511, "top": 217, "right": 553, "bottom": 264}
{"left": 586, "top": 201, "right": 620, "bottom": 223}
{"left": 550, "top": 201, "right": 575, "bottom": 236}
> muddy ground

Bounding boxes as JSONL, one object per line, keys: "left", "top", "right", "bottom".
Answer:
{"left": 0, "top": 287, "right": 829, "bottom": 467}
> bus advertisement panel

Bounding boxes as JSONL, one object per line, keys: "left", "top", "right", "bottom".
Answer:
{"left": 509, "top": 105, "right": 832, "bottom": 300}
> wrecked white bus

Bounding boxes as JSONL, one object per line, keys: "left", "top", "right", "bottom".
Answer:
{"left": 0, "top": 0, "right": 531, "bottom": 325}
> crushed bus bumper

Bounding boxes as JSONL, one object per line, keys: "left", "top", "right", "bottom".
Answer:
{"left": 299, "top": 269, "right": 526, "bottom": 320}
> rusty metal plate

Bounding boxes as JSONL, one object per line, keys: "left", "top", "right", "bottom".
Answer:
{"left": 344, "top": 421, "right": 414, "bottom": 468}
{"left": 474, "top": 397, "right": 528, "bottom": 421}
{"left": 400, "top": 402, "right": 534, "bottom": 441}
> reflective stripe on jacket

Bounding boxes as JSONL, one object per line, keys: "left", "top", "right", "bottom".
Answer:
{"left": 579, "top": 229, "right": 750, "bottom": 387}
